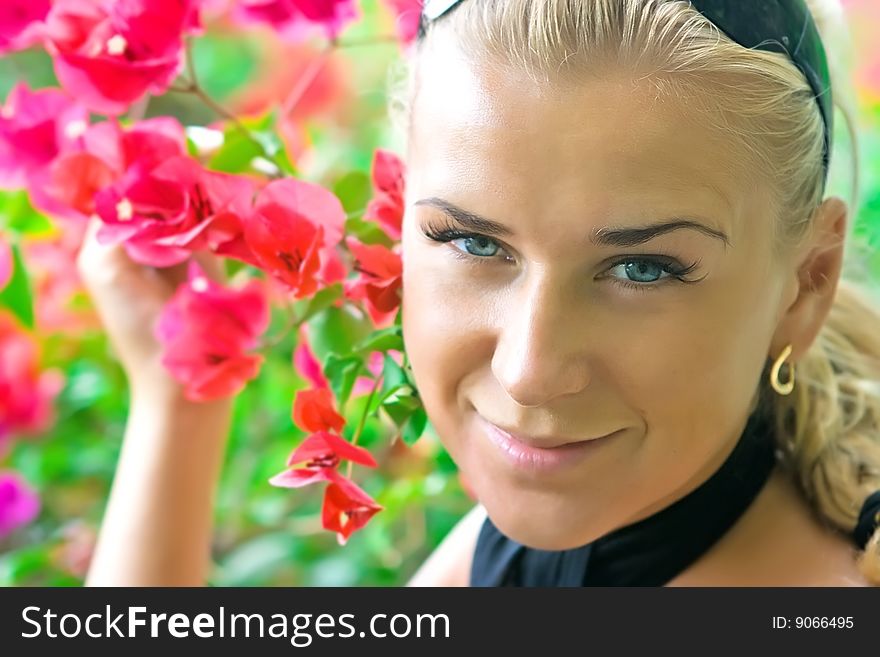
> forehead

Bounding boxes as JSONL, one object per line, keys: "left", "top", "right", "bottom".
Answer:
{"left": 407, "top": 35, "right": 766, "bottom": 244}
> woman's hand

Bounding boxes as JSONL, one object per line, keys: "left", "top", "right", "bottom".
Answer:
{"left": 76, "top": 217, "right": 226, "bottom": 401}
{"left": 77, "top": 218, "right": 236, "bottom": 586}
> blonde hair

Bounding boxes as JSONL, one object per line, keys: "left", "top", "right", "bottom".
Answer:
{"left": 388, "top": 0, "right": 880, "bottom": 584}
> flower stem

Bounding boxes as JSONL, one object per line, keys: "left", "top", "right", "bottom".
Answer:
{"left": 171, "top": 38, "right": 286, "bottom": 177}
{"left": 346, "top": 373, "right": 384, "bottom": 479}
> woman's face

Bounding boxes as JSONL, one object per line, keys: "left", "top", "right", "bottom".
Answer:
{"left": 400, "top": 37, "right": 794, "bottom": 549}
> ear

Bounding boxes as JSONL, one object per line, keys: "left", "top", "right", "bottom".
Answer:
{"left": 770, "top": 196, "right": 848, "bottom": 363}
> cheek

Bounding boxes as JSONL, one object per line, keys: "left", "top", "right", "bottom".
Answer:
{"left": 401, "top": 245, "right": 490, "bottom": 446}
{"left": 614, "top": 272, "right": 778, "bottom": 479}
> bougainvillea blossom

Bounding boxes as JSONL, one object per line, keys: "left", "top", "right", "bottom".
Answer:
{"left": 364, "top": 148, "right": 405, "bottom": 240}
{"left": 321, "top": 478, "right": 382, "bottom": 545}
{"left": 234, "top": 0, "right": 359, "bottom": 42}
{"left": 44, "top": 0, "right": 202, "bottom": 115}
{"left": 155, "top": 261, "right": 269, "bottom": 401}
{"left": 0, "top": 312, "right": 64, "bottom": 450}
{"left": 245, "top": 177, "right": 346, "bottom": 298}
{"left": 0, "top": 83, "right": 89, "bottom": 192}
{"left": 0, "top": 471, "right": 41, "bottom": 540}
{"left": 0, "top": 0, "right": 50, "bottom": 55}
{"left": 0, "top": 234, "right": 11, "bottom": 291}
{"left": 382, "top": 0, "right": 423, "bottom": 47}
{"left": 43, "top": 116, "right": 188, "bottom": 219}
{"left": 292, "top": 387, "right": 345, "bottom": 433}
{"left": 94, "top": 154, "right": 256, "bottom": 266}
{"left": 344, "top": 236, "right": 402, "bottom": 327}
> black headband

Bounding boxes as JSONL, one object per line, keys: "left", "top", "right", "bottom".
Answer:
{"left": 417, "top": 0, "right": 834, "bottom": 188}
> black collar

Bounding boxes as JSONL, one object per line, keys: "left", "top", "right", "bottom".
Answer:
{"left": 470, "top": 409, "right": 778, "bottom": 586}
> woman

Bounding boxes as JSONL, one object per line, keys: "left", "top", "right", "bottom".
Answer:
{"left": 79, "top": 0, "right": 880, "bottom": 586}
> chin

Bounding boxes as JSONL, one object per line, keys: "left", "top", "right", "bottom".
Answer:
{"left": 467, "top": 471, "right": 611, "bottom": 551}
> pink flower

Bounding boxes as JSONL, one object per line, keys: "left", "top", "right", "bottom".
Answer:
{"left": 155, "top": 261, "right": 270, "bottom": 401}
{"left": 293, "top": 326, "right": 330, "bottom": 389}
{"left": 321, "top": 478, "right": 381, "bottom": 545}
{"left": 269, "top": 430, "right": 377, "bottom": 489}
{"left": 382, "top": 0, "right": 422, "bottom": 46}
{"left": 0, "top": 0, "right": 50, "bottom": 54}
{"left": 292, "top": 387, "right": 345, "bottom": 433}
{"left": 343, "top": 236, "right": 403, "bottom": 328}
{"left": 234, "top": 0, "right": 359, "bottom": 42}
{"left": 0, "top": 312, "right": 65, "bottom": 451}
{"left": 244, "top": 178, "right": 346, "bottom": 298}
{"left": 94, "top": 155, "right": 256, "bottom": 267}
{"left": 44, "top": 0, "right": 202, "bottom": 115}
{"left": 364, "top": 148, "right": 405, "bottom": 240}
{"left": 22, "top": 221, "right": 99, "bottom": 334}
{"left": 43, "top": 116, "right": 187, "bottom": 218}
{"left": 0, "top": 471, "right": 41, "bottom": 540}
{"left": 0, "top": 233, "right": 12, "bottom": 291}
{"left": 0, "top": 83, "right": 89, "bottom": 191}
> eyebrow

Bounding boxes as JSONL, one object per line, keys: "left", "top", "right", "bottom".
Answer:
{"left": 414, "top": 197, "right": 731, "bottom": 249}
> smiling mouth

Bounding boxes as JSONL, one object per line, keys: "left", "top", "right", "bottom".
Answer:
{"left": 479, "top": 416, "right": 616, "bottom": 449}
{"left": 477, "top": 414, "right": 623, "bottom": 474}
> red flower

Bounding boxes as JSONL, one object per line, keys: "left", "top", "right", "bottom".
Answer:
{"left": 321, "top": 478, "right": 382, "bottom": 546}
{"left": 0, "top": 470, "right": 41, "bottom": 540}
{"left": 94, "top": 155, "right": 255, "bottom": 267}
{"left": 22, "top": 221, "right": 99, "bottom": 335}
{"left": 0, "top": 312, "right": 64, "bottom": 453}
{"left": 43, "top": 116, "right": 187, "bottom": 219}
{"left": 0, "top": 0, "right": 50, "bottom": 55}
{"left": 293, "top": 326, "right": 330, "bottom": 389}
{"left": 382, "top": 0, "right": 423, "bottom": 47}
{"left": 269, "top": 429, "right": 376, "bottom": 484}
{"left": 293, "top": 387, "right": 345, "bottom": 433}
{"left": 269, "top": 430, "right": 382, "bottom": 545}
{"left": 244, "top": 178, "right": 346, "bottom": 299}
{"left": 287, "top": 431, "right": 376, "bottom": 468}
{"left": 44, "top": 0, "right": 201, "bottom": 115}
{"left": 0, "top": 234, "right": 11, "bottom": 292}
{"left": 364, "top": 148, "right": 405, "bottom": 240}
{"left": 0, "top": 83, "right": 89, "bottom": 198}
{"left": 344, "top": 236, "right": 403, "bottom": 327}
{"left": 234, "top": 0, "right": 359, "bottom": 42}
{"left": 155, "top": 261, "right": 269, "bottom": 402}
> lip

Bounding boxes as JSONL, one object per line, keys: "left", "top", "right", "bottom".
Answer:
{"left": 479, "top": 416, "right": 621, "bottom": 474}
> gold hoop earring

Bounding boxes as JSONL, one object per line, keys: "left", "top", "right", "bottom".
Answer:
{"left": 770, "top": 343, "right": 795, "bottom": 395}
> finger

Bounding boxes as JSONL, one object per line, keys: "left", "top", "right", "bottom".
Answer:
{"left": 192, "top": 250, "right": 227, "bottom": 283}
{"left": 76, "top": 217, "right": 144, "bottom": 289}
{"left": 154, "top": 250, "right": 227, "bottom": 291}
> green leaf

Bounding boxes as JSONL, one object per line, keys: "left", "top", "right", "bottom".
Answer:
{"left": 323, "top": 354, "right": 363, "bottom": 409}
{"left": 381, "top": 394, "right": 422, "bottom": 427}
{"left": 354, "top": 325, "right": 404, "bottom": 355}
{"left": 293, "top": 282, "right": 343, "bottom": 326}
{"left": 307, "top": 304, "right": 373, "bottom": 363}
{"left": 333, "top": 171, "right": 372, "bottom": 214}
{"left": 381, "top": 352, "right": 409, "bottom": 393}
{"left": 344, "top": 215, "right": 394, "bottom": 247}
{"left": 0, "top": 191, "right": 53, "bottom": 236}
{"left": 401, "top": 406, "right": 428, "bottom": 446}
{"left": 208, "top": 127, "right": 263, "bottom": 174}
{"left": 0, "top": 546, "right": 52, "bottom": 586}
{"left": 0, "top": 242, "right": 34, "bottom": 328}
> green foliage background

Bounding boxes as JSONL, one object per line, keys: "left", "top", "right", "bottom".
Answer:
{"left": 1, "top": 2, "right": 878, "bottom": 586}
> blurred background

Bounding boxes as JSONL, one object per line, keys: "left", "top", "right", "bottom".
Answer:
{"left": 0, "top": 0, "right": 878, "bottom": 586}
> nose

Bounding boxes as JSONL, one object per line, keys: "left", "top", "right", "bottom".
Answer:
{"left": 490, "top": 270, "right": 592, "bottom": 407}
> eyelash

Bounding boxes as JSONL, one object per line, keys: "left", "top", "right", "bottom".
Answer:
{"left": 422, "top": 219, "right": 706, "bottom": 293}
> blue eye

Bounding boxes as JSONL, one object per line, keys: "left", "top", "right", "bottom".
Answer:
{"left": 452, "top": 235, "right": 500, "bottom": 258}
{"left": 608, "top": 259, "right": 670, "bottom": 283}
{"left": 422, "top": 221, "right": 703, "bottom": 290}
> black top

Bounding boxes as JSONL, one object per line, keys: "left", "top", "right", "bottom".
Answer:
{"left": 470, "top": 409, "right": 778, "bottom": 586}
